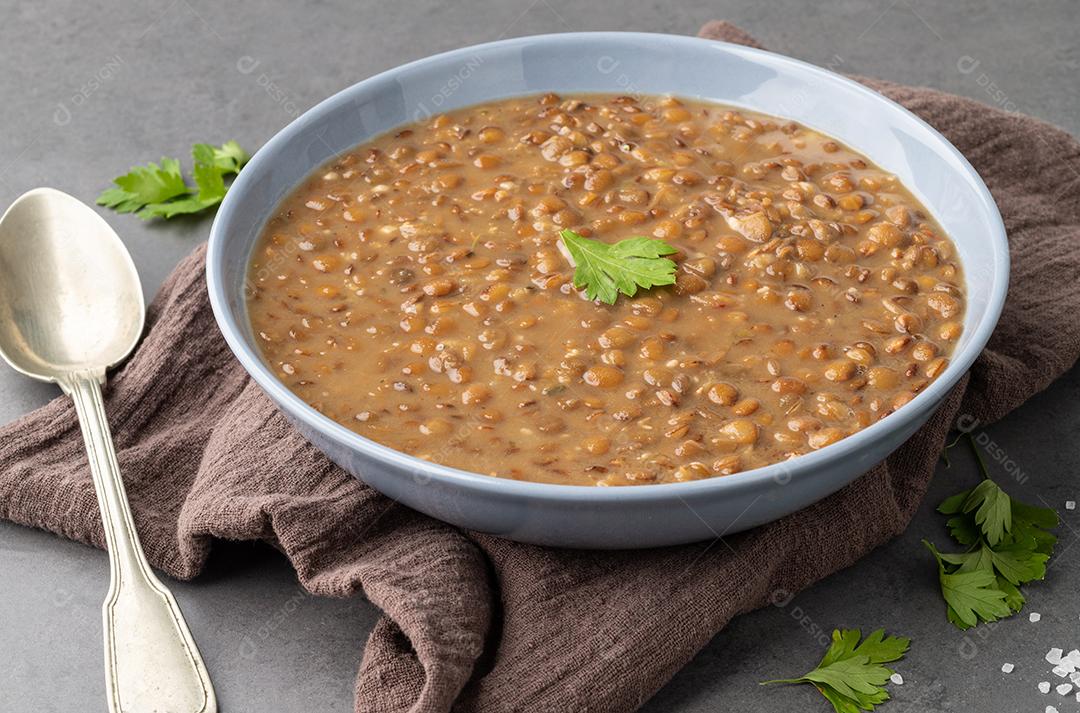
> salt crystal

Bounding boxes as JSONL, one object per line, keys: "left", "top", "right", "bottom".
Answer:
{"left": 1048, "top": 648, "right": 1065, "bottom": 665}
{"left": 1002, "top": 662, "right": 1015, "bottom": 673}
{"left": 1047, "top": 706, "right": 1059, "bottom": 713}
{"left": 1066, "top": 500, "right": 1076, "bottom": 510}
{"left": 1076, "top": 691, "right": 1080, "bottom": 703}
{"left": 1053, "top": 665, "right": 1071, "bottom": 678}
{"left": 1069, "top": 672, "right": 1080, "bottom": 685}
{"left": 1057, "top": 683, "right": 1073, "bottom": 696}
{"left": 1067, "top": 650, "right": 1080, "bottom": 667}
{"left": 889, "top": 673, "right": 903, "bottom": 685}
{"left": 1040, "top": 681, "right": 1052, "bottom": 693}
{"left": 1030, "top": 612, "right": 1043, "bottom": 622}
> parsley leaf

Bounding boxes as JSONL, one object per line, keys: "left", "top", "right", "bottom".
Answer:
{"left": 762, "top": 628, "right": 910, "bottom": 713}
{"left": 944, "top": 512, "right": 981, "bottom": 547}
{"left": 941, "top": 488, "right": 1057, "bottom": 552}
{"left": 995, "top": 577, "right": 1026, "bottom": 612}
{"left": 924, "top": 541, "right": 1011, "bottom": 628}
{"left": 96, "top": 157, "right": 189, "bottom": 214}
{"left": 193, "top": 140, "right": 249, "bottom": 173}
{"left": 193, "top": 158, "right": 227, "bottom": 202}
{"left": 1010, "top": 499, "right": 1059, "bottom": 554}
{"left": 962, "top": 479, "right": 1012, "bottom": 546}
{"left": 990, "top": 538, "right": 1049, "bottom": 585}
{"left": 559, "top": 229, "right": 677, "bottom": 304}
{"left": 135, "top": 195, "right": 220, "bottom": 220}
{"left": 97, "top": 141, "right": 249, "bottom": 220}
{"left": 926, "top": 434, "right": 1058, "bottom": 628}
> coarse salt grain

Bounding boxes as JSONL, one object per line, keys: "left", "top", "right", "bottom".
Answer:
{"left": 1069, "top": 672, "right": 1080, "bottom": 685}
{"left": 1030, "top": 612, "right": 1042, "bottom": 622}
{"left": 889, "top": 673, "right": 903, "bottom": 685}
{"left": 1047, "top": 706, "right": 1059, "bottom": 713}
{"left": 1047, "top": 648, "right": 1064, "bottom": 665}
{"left": 1056, "top": 683, "right": 1073, "bottom": 696}
{"left": 1066, "top": 500, "right": 1076, "bottom": 510}
{"left": 1040, "top": 681, "right": 1052, "bottom": 693}
{"left": 1067, "top": 650, "right": 1080, "bottom": 667}
{"left": 1053, "top": 665, "right": 1071, "bottom": 678}
{"left": 1002, "top": 662, "right": 1015, "bottom": 673}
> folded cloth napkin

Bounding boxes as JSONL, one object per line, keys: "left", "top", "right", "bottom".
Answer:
{"left": 2, "top": 21, "right": 1080, "bottom": 713}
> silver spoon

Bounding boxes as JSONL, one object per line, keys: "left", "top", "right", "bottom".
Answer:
{"left": 0, "top": 188, "right": 216, "bottom": 713}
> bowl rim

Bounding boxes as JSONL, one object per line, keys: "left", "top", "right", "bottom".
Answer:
{"left": 207, "top": 30, "right": 1009, "bottom": 503}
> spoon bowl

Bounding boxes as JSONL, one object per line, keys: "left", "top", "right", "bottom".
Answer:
{"left": 0, "top": 187, "right": 144, "bottom": 380}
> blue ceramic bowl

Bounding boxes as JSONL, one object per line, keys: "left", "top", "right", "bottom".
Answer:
{"left": 207, "top": 32, "right": 1008, "bottom": 548}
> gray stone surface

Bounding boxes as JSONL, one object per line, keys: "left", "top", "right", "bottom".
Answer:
{"left": 0, "top": 1, "right": 1077, "bottom": 711}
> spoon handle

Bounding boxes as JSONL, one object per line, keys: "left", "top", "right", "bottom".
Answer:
{"left": 62, "top": 371, "right": 217, "bottom": 713}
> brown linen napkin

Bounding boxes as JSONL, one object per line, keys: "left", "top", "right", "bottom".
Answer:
{"left": 2, "top": 21, "right": 1079, "bottom": 713}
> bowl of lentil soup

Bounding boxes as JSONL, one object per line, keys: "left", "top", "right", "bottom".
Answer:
{"left": 207, "top": 32, "right": 1008, "bottom": 548}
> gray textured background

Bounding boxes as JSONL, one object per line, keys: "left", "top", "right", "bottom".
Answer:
{"left": 1, "top": 1, "right": 1078, "bottom": 711}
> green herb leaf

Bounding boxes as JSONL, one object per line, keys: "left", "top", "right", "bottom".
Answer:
{"left": 924, "top": 540, "right": 1012, "bottom": 629}
{"left": 995, "top": 576, "right": 1026, "bottom": 612}
{"left": 96, "top": 187, "right": 142, "bottom": 214}
{"left": 97, "top": 141, "right": 249, "bottom": 220}
{"left": 96, "top": 157, "right": 189, "bottom": 214}
{"left": 962, "top": 479, "right": 1012, "bottom": 546}
{"left": 1009, "top": 515, "right": 1058, "bottom": 555}
{"left": 137, "top": 195, "right": 220, "bottom": 220}
{"left": 193, "top": 140, "right": 249, "bottom": 173}
{"left": 941, "top": 568, "right": 1012, "bottom": 629}
{"left": 930, "top": 537, "right": 1047, "bottom": 587}
{"left": 1010, "top": 499, "right": 1059, "bottom": 529}
{"left": 936, "top": 489, "right": 969, "bottom": 515}
{"left": 990, "top": 538, "right": 1048, "bottom": 585}
{"left": 558, "top": 229, "right": 677, "bottom": 305}
{"left": 944, "top": 514, "right": 981, "bottom": 546}
{"left": 762, "top": 628, "right": 910, "bottom": 713}
{"left": 927, "top": 436, "right": 1059, "bottom": 628}
{"left": 192, "top": 158, "right": 227, "bottom": 202}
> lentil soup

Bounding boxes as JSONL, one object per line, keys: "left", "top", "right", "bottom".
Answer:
{"left": 246, "top": 93, "right": 965, "bottom": 486}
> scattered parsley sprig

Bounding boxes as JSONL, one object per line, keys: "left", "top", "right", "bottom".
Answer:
{"left": 559, "top": 229, "right": 677, "bottom": 305}
{"left": 761, "top": 628, "right": 911, "bottom": 713}
{"left": 97, "top": 141, "right": 249, "bottom": 220}
{"left": 924, "top": 434, "right": 1058, "bottom": 629}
